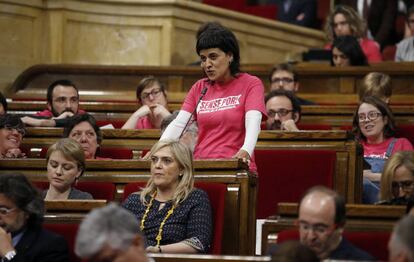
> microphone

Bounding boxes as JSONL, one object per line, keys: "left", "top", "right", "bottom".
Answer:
{"left": 179, "top": 80, "right": 211, "bottom": 139}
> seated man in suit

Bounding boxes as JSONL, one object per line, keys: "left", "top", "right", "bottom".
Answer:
{"left": 298, "top": 186, "right": 374, "bottom": 261}
{"left": 0, "top": 173, "right": 69, "bottom": 262}
{"left": 21, "top": 79, "right": 85, "bottom": 127}
{"left": 265, "top": 89, "right": 301, "bottom": 131}
{"left": 269, "top": 63, "right": 315, "bottom": 105}
{"left": 267, "top": 0, "right": 317, "bottom": 28}
{"left": 388, "top": 215, "right": 414, "bottom": 261}
{"left": 75, "top": 203, "right": 151, "bottom": 262}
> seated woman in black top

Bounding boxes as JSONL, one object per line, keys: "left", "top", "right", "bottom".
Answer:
{"left": 123, "top": 140, "right": 212, "bottom": 253}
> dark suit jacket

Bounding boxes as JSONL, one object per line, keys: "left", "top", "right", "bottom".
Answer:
{"left": 268, "top": 0, "right": 317, "bottom": 28}
{"left": 335, "top": 0, "right": 398, "bottom": 48}
{"left": 330, "top": 237, "right": 375, "bottom": 261}
{"left": 12, "top": 226, "right": 69, "bottom": 262}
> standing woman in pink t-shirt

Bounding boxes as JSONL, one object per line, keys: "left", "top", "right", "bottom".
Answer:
{"left": 352, "top": 96, "right": 413, "bottom": 203}
{"left": 161, "top": 22, "right": 267, "bottom": 172}
{"left": 122, "top": 76, "right": 171, "bottom": 129}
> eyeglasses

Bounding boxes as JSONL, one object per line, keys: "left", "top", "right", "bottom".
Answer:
{"left": 271, "top": 77, "right": 294, "bottom": 84}
{"left": 141, "top": 89, "right": 162, "bottom": 101}
{"left": 3, "top": 125, "right": 25, "bottom": 136}
{"left": 267, "top": 109, "right": 293, "bottom": 118}
{"left": 297, "top": 221, "right": 336, "bottom": 235}
{"left": 392, "top": 181, "right": 414, "bottom": 192}
{"left": 358, "top": 111, "right": 382, "bottom": 122}
{"left": 0, "top": 207, "right": 16, "bottom": 216}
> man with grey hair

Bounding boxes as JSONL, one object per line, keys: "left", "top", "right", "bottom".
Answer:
{"left": 75, "top": 203, "right": 151, "bottom": 262}
{"left": 388, "top": 215, "right": 414, "bottom": 262}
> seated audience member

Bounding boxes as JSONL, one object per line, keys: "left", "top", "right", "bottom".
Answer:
{"left": 331, "top": 35, "right": 368, "bottom": 66}
{"left": 265, "top": 90, "right": 301, "bottom": 131}
{"left": 325, "top": 5, "right": 382, "bottom": 63}
{"left": 352, "top": 96, "right": 414, "bottom": 203}
{"left": 123, "top": 140, "right": 212, "bottom": 253}
{"left": 266, "top": 0, "right": 317, "bottom": 28}
{"left": 0, "top": 114, "right": 26, "bottom": 159}
{"left": 43, "top": 138, "right": 92, "bottom": 200}
{"left": 122, "top": 76, "right": 171, "bottom": 129}
{"left": 63, "top": 114, "right": 102, "bottom": 159}
{"left": 0, "top": 91, "right": 7, "bottom": 114}
{"left": 380, "top": 151, "right": 414, "bottom": 205}
{"left": 270, "top": 240, "right": 319, "bottom": 262}
{"left": 388, "top": 215, "right": 414, "bottom": 261}
{"left": 298, "top": 186, "right": 374, "bottom": 260}
{"left": 21, "top": 80, "right": 85, "bottom": 127}
{"left": 269, "top": 63, "right": 315, "bottom": 105}
{"left": 396, "top": 6, "right": 414, "bottom": 61}
{"left": 75, "top": 203, "right": 152, "bottom": 262}
{"left": 359, "top": 72, "right": 392, "bottom": 103}
{"left": 160, "top": 111, "right": 198, "bottom": 152}
{"left": 0, "top": 173, "right": 69, "bottom": 261}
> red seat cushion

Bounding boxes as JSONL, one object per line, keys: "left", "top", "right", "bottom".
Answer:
{"left": 122, "top": 181, "right": 226, "bottom": 254}
{"left": 277, "top": 229, "right": 389, "bottom": 260}
{"left": 43, "top": 223, "right": 81, "bottom": 262}
{"left": 396, "top": 125, "right": 414, "bottom": 146}
{"left": 255, "top": 150, "right": 336, "bottom": 218}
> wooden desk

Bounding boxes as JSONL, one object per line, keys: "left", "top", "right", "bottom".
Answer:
{"left": 261, "top": 202, "right": 405, "bottom": 254}
{"left": 149, "top": 254, "right": 271, "bottom": 262}
{"left": 0, "top": 158, "right": 256, "bottom": 255}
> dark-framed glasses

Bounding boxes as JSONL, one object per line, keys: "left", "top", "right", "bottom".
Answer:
{"left": 358, "top": 111, "right": 382, "bottom": 122}
{"left": 3, "top": 125, "right": 26, "bottom": 136}
{"left": 0, "top": 207, "right": 16, "bottom": 216}
{"left": 141, "top": 89, "right": 162, "bottom": 101}
{"left": 267, "top": 109, "right": 293, "bottom": 118}
{"left": 392, "top": 180, "right": 414, "bottom": 192}
{"left": 271, "top": 77, "right": 294, "bottom": 84}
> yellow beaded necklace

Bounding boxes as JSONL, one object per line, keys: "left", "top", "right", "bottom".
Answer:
{"left": 140, "top": 191, "right": 176, "bottom": 247}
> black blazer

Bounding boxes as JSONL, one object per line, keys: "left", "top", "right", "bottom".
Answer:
{"left": 271, "top": 0, "right": 317, "bottom": 28}
{"left": 12, "top": 226, "right": 69, "bottom": 262}
{"left": 335, "top": 0, "right": 398, "bottom": 48}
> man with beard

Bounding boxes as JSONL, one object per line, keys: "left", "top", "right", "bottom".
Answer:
{"left": 265, "top": 89, "right": 301, "bottom": 131}
{"left": 298, "top": 186, "right": 374, "bottom": 260}
{"left": 21, "top": 80, "right": 85, "bottom": 127}
{"left": 0, "top": 173, "right": 69, "bottom": 261}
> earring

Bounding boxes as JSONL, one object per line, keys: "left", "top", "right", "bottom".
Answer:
{"left": 179, "top": 173, "right": 183, "bottom": 177}
{"left": 229, "top": 57, "right": 233, "bottom": 64}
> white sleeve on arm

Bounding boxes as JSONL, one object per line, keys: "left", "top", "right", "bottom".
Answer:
{"left": 241, "top": 110, "right": 262, "bottom": 157}
{"left": 160, "top": 110, "right": 192, "bottom": 141}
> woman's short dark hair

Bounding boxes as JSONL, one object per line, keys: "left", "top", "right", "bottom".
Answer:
{"left": 331, "top": 35, "right": 368, "bottom": 66}
{"left": 196, "top": 22, "right": 240, "bottom": 76}
{"left": 0, "top": 91, "right": 7, "bottom": 113}
{"left": 0, "top": 114, "right": 25, "bottom": 133}
{"left": 135, "top": 76, "right": 167, "bottom": 103}
{"left": 0, "top": 173, "right": 44, "bottom": 228}
{"left": 352, "top": 96, "right": 396, "bottom": 141}
{"left": 62, "top": 113, "right": 102, "bottom": 145}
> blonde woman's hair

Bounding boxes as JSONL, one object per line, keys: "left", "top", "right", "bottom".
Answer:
{"left": 325, "top": 5, "right": 366, "bottom": 41}
{"left": 380, "top": 151, "right": 414, "bottom": 201}
{"left": 140, "top": 140, "right": 194, "bottom": 206}
{"left": 359, "top": 72, "right": 392, "bottom": 102}
{"left": 46, "top": 138, "right": 86, "bottom": 177}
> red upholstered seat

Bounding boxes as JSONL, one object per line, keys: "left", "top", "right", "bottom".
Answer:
{"left": 297, "top": 123, "right": 332, "bottom": 130}
{"left": 277, "top": 229, "right": 390, "bottom": 261}
{"left": 396, "top": 125, "right": 414, "bottom": 146}
{"left": 243, "top": 5, "right": 277, "bottom": 20}
{"left": 202, "top": 0, "right": 245, "bottom": 11}
{"left": 255, "top": 150, "right": 336, "bottom": 218}
{"left": 96, "top": 120, "right": 125, "bottom": 128}
{"left": 43, "top": 223, "right": 81, "bottom": 262}
{"left": 34, "top": 181, "right": 116, "bottom": 201}
{"left": 122, "top": 182, "right": 227, "bottom": 254}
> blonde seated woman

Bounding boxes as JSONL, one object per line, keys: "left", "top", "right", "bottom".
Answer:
{"left": 43, "top": 138, "right": 93, "bottom": 200}
{"left": 123, "top": 140, "right": 212, "bottom": 254}
{"left": 379, "top": 151, "right": 414, "bottom": 205}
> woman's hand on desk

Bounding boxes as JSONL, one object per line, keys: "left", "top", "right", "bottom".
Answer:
{"left": 233, "top": 149, "right": 250, "bottom": 165}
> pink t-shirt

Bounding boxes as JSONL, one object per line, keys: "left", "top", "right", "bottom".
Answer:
{"left": 182, "top": 73, "right": 266, "bottom": 172}
{"left": 325, "top": 38, "right": 382, "bottom": 63}
{"left": 34, "top": 109, "right": 86, "bottom": 117}
{"left": 135, "top": 116, "right": 155, "bottom": 129}
{"left": 361, "top": 137, "right": 413, "bottom": 159}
